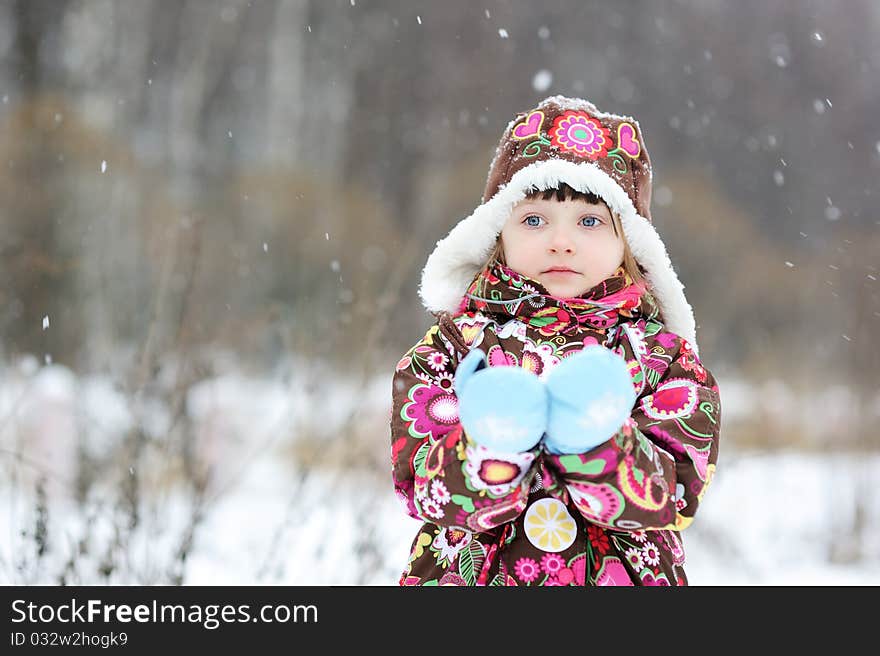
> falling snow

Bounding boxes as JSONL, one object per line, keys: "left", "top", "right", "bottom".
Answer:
{"left": 498, "top": 28, "right": 509, "bottom": 39}
{"left": 532, "top": 69, "right": 553, "bottom": 92}
{"left": 42, "top": 315, "right": 50, "bottom": 330}
{"left": 101, "top": 160, "right": 107, "bottom": 173}
{"left": 825, "top": 206, "right": 841, "bottom": 221}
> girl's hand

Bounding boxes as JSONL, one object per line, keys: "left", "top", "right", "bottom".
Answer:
{"left": 543, "top": 346, "right": 636, "bottom": 455}
{"left": 454, "top": 349, "right": 548, "bottom": 452}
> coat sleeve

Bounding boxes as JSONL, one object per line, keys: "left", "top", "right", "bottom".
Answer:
{"left": 390, "top": 318, "right": 539, "bottom": 533}
{"left": 541, "top": 335, "right": 722, "bottom": 532}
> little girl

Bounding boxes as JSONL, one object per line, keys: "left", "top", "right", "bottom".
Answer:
{"left": 390, "top": 95, "right": 722, "bottom": 586}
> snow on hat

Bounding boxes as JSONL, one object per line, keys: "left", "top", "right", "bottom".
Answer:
{"left": 418, "top": 95, "right": 700, "bottom": 355}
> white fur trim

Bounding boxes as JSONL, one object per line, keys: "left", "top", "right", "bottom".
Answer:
{"left": 418, "top": 158, "right": 700, "bottom": 356}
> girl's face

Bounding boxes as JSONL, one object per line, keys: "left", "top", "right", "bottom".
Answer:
{"left": 500, "top": 196, "right": 625, "bottom": 299}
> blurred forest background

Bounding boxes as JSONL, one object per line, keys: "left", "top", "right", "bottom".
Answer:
{"left": 0, "top": 0, "right": 878, "bottom": 585}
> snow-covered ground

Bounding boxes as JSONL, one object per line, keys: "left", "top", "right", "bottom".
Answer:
{"left": 1, "top": 356, "right": 878, "bottom": 585}
{"left": 185, "top": 449, "right": 880, "bottom": 586}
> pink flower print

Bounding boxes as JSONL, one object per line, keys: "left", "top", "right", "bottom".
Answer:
{"left": 401, "top": 383, "right": 459, "bottom": 439}
{"left": 641, "top": 378, "right": 699, "bottom": 421}
{"left": 520, "top": 350, "right": 545, "bottom": 377}
{"left": 430, "top": 480, "right": 451, "bottom": 505}
{"left": 641, "top": 542, "right": 661, "bottom": 567}
{"left": 549, "top": 111, "right": 611, "bottom": 160}
{"left": 556, "top": 567, "right": 575, "bottom": 585}
{"left": 427, "top": 352, "right": 449, "bottom": 372}
{"left": 541, "top": 553, "right": 565, "bottom": 575}
{"left": 396, "top": 355, "right": 412, "bottom": 372}
{"left": 631, "top": 530, "right": 648, "bottom": 543}
{"left": 463, "top": 446, "right": 536, "bottom": 496}
{"left": 515, "top": 557, "right": 540, "bottom": 583}
{"left": 624, "top": 547, "right": 644, "bottom": 570}
{"left": 435, "top": 371, "right": 454, "bottom": 391}
{"left": 543, "top": 578, "right": 565, "bottom": 586}
{"left": 582, "top": 335, "right": 600, "bottom": 348}
{"left": 420, "top": 497, "right": 444, "bottom": 520}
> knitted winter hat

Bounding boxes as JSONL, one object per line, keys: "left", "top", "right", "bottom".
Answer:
{"left": 418, "top": 95, "right": 699, "bottom": 355}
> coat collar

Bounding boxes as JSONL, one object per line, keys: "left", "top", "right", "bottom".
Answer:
{"left": 458, "top": 262, "right": 660, "bottom": 335}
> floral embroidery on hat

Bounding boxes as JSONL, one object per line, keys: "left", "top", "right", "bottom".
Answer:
{"left": 616, "top": 122, "right": 641, "bottom": 158}
{"left": 512, "top": 110, "right": 546, "bottom": 140}
{"left": 512, "top": 110, "right": 552, "bottom": 158}
{"left": 549, "top": 110, "right": 611, "bottom": 160}
{"left": 606, "top": 122, "right": 642, "bottom": 174}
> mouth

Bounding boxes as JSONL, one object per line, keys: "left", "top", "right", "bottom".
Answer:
{"left": 542, "top": 267, "right": 580, "bottom": 275}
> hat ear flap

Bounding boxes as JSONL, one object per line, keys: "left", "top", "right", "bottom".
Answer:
{"left": 630, "top": 129, "right": 653, "bottom": 222}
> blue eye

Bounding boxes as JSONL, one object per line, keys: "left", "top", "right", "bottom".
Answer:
{"left": 580, "top": 216, "right": 602, "bottom": 228}
{"left": 523, "top": 215, "right": 544, "bottom": 227}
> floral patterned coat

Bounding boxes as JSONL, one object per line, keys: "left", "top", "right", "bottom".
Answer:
{"left": 390, "top": 263, "right": 722, "bottom": 586}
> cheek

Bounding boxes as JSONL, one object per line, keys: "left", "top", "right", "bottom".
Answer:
{"left": 579, "top": 236, "right": 624, "bottom": 266}
{"left": 596, "top": 233, "right": 624, "bottom": 257}
{"left": 500, "top": 232, "right": 535, "bottom": 263}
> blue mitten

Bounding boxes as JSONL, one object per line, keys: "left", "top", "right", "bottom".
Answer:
{"left": 543, "top": 346, "right": 636, "bottom": 455}
{"left": 454, "top": 349, "right": 548, "bottom": 452}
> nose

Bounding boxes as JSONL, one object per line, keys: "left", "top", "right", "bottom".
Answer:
{"left": 547, "top": 227, "right": 576, "bottom": 254}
